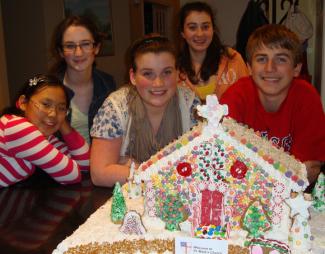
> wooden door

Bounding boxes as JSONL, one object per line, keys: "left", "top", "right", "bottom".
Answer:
{"left": 129, "top": 0, "right": 180, "bottom": 42}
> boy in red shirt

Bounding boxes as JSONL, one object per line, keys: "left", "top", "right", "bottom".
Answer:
{"left": 220, "top": 24, "right": 325, "bottom": 185}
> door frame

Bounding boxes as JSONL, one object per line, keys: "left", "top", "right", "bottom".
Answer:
{"left": 129, "top": 0, "right": 180, "bottom": 42}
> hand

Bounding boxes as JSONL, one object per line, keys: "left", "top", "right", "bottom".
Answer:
{"left": 119, "top": 156, "right": 140, "bottom": 169}
{"left": 59, "top": 119, "right": 73, "bottom": 136}
{"left": 304, "top": 160, "right": 321, "bottom": 185}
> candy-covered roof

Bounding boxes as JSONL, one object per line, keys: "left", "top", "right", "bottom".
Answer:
{"left": 135, "top": 95, "right": 308, "bottom": 192}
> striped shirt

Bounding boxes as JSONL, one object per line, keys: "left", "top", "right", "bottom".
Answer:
{"left": 0, "top": 114, "right": 90, "bottom": 187}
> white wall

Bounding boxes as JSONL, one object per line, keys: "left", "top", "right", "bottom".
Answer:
{"left": 96, "top": 0, "right": 131, "bottom": 86}
{"left": 0, "top": 0, "right": 131, "bottom": 108}
{"left": 42, "top": 0, "right": 131, "bottom": 87}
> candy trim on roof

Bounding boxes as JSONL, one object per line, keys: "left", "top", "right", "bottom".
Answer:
{"left": 136, "top": 95, "right": 308, "bottom": 191}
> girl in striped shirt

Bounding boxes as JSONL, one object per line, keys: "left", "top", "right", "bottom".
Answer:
{"left": 0, "top": 74, "right": 89, "bottom": 187}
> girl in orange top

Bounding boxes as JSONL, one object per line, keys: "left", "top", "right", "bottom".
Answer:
{"left": 178, "top": 1, "right": 249, "bottom": 101}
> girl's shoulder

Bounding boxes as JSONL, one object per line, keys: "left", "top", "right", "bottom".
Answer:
{"left": 1, "top": 114, "right": 39, "bottom": 137}
{"left": 1, "top": 114, "right": 30, "bottom": 126}
{"left": 224, "top": 47, "right": 243, "bottom": 60}
{"left": 107, "top": 86, "right": 130, "bottom": 101}
{"left": 101, "top": 86, "right": 130, "bottom": 108}
{"left": 178, "top": 85, "right": 194, "bottom": 98}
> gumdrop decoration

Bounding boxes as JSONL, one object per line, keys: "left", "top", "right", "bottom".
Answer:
{"left": 242, "top": 200, "right": 271, "bottom": 238}
{"left": 111, "top": 182, "right": 127, "bottom": 224}
{"left": 177, "top": 162, "right": 192, "bottom": 177}
{"left": 197, "top": 141, "right": 226, "bottom": 182}
{"left": 120, "top": 210, "right": 146, "bottom": 235}
{"left": 230, "top": 160, "right": 248, "bottom": 179}
{"left": 289, "top": 214, "right": 312, "bottom": 252}
{"left": 157, "top": 193, "right": 188, "bottom": 231}
{"left": 194, "top": 224, "right": 228, "bottom": 239}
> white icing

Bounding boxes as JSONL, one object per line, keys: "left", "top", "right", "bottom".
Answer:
{"left": 52, "top": 189, "right": 325, "bottom": 254}
{"left": 53, "top": 96, "right": 318, "bottom": 254}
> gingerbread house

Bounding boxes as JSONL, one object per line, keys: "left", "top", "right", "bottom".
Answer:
{"left": 134, "top": 95, "right": 312, "bottom": 253}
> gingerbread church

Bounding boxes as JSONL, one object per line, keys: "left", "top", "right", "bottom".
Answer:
{"left": 134, "top": 95, "right": 312, "bottom": 253}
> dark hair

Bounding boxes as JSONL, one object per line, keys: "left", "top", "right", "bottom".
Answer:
{"left": 128, "top": 34, "right": 177, "bottom": 72}
{"left": 49, "top": 15, "right": 102, "bottom": 74}
{"left": 246, "top": 24, "right": 303, "bottom": 66}
{"left": 1, "top": 74, "right": 70, "bottom": 116}
{"left": 177, "top": 1, "right": 230, "bottom": 84}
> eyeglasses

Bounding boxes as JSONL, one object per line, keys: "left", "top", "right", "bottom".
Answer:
{"left": 61, "top": 40, "right": 96, "bottom": 53}
{"left": 30, "top": 100, "right": 69, "bottom": 116}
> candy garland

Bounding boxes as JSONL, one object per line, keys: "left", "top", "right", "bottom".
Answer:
{"left": 197, "top": 140, "right": 226, "bottom": 182}
{"left": 247, "top": 238, "right": 291, "bottom": 254}
{"left": 111, "top": 182, "right": 127, "bottom": 224}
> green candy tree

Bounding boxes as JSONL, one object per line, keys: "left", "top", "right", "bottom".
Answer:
{"left": 242, "top": 200, "right": 271, "bottom": 238}
{"left": 157, "top": 194, "right": 188, "bottom": 231}
{"left": 312, "top": 173, "right": 325, "bottom": 211}
{"left": 111, "top": 182, "right": 127, "bottom": 224}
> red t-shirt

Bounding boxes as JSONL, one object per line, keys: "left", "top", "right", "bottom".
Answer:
{"left": 220, "top": 77, "right": 325, "bottom": 163}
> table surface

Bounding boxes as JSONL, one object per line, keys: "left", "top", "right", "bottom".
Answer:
{"left": 0, "top": 171, "right": 113, "bottom": 254}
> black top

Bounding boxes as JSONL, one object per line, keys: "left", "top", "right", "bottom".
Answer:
{"left": 59, "top": 68, "right": 116, "bottom": 136}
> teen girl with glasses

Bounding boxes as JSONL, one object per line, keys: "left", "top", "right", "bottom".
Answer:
{"left": 50, "top": 15, "right": 116, "bottom": 144}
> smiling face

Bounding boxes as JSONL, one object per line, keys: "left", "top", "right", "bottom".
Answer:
{"left": 129, "top": 52, "right": 177, "bottom": 113}
{"left": 60, "top": 25, "right": 100, "bottom": 72}
{"left": 20, "top": 86, "right": 68, "bottom": 137}
{"left": 181, "top": 11, "right": 213, "bottom": 54}
{"left": 248, "top": 45, "right": 302, "bottom": 107}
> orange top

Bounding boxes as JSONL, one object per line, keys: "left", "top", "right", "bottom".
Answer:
{"left": 179, "top": 48, "right": 249, "bottom": 101}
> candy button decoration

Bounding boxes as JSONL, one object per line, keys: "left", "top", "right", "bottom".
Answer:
{"left": 176, "top": 162, "right": 192, "bottom": 177}
{"left": 230, "top": 160, "right": 248, "bottom": 179}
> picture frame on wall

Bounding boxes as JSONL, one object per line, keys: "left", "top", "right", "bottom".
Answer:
{"left": 63, "top": 0, "right": 114, "bottom": 56}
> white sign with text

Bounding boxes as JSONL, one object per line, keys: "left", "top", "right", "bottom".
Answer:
{"left": 175, "top": 237, "right": 228, "bottom": 254}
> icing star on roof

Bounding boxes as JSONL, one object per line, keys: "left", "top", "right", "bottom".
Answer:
{"left": 285, "top": 193, "right": 312, "bottom": 218}
{"left": 197, "top": 95, "right": 228, "bottom": 128}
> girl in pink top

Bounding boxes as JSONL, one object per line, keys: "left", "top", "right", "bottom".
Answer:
{"left": 0, "top": 74, "right": 89, "bottom": 187}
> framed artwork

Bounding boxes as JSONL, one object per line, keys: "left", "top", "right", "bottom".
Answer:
{"left": 64, "top": 0, "right": 114, "bottom": 56}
